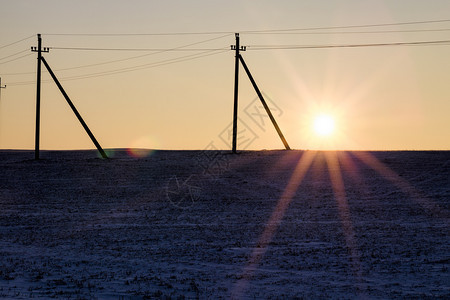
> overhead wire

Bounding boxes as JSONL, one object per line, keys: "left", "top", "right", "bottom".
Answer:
{"left": 50, "top": 46, "right": 228, "bottom": 51}
{"left": 41, "top": 18, "right": 450, "bottom": 36}
{"left": 49, "top": 33, "right": 232, "bottom": 52}
{"left": 2, "top": 33, "right": 231, "bottom": 76}
{"left": 47, "top": 39, "right": 450, "bottom": 53}
{"left": 249, "top": 28, "right": 450, "bottom": 35}
{"left": 0, "top": 35, "right": 35, "bottom": 50}
{"left": 247, "top": 40, "right": 450, "bottom": 50}
{"left": 43, "top": 31, "right": 234, "bottom": 36}
{"left": 2, "top": 78, "right": 49, "bottom": 87}
{"left": 7, "top": 36, "right": 448, "bottom": 86}
{"left": 5, "top": 38, "right": 450, "bottom": 85}
{"left": 0, "top": 36, "right": 35, "bottom": 66}
{"left": 6, "top": 49, "right": 229, "bottom": 86}
{"left": 3, "top": 26, "right": 448, "bottom": 74}
{"left": 53, "top": 49, "right": 229, "bottom": 82}
{"left": 0, "top": 53, "right": 33, "bottom": 65}
{"left": 4, "top": 18, "right": 450, "bottom": 85}
{"left": 0, "top": 49, "right": 30, "bottom": 61}
{"left": 241, "top": 18, "right": 450, "bottom": 34}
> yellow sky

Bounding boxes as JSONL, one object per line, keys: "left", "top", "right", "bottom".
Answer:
{"left": 1, "top": 0, "right": 449, "bottom": 150}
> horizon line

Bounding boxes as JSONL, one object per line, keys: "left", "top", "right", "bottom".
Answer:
{"left": 0, "top": 148, "right": 449, "bottom": 152}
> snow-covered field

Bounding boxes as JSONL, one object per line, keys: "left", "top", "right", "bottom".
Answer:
{"left": 0, "top": 150, "right": 448, "bottom": 299}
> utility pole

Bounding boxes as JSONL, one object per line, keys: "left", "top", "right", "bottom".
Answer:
{"left": 30, "top": 34, "right": 107, "bottom": 159}
{"left": 230, "top": 33, "right": 246, "bottom": 153}
{"left": 0, "top": 78, "right": 5, "bottom": 100}
{"left": 31, "top": 34, "right": 49, "bottom": 160}
{"left": 230, "top": 33, "right": 290, "bottom": 152}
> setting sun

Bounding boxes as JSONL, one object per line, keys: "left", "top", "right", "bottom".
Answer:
{"left": 313, "top": 114, "right": 335, "bottom": 137}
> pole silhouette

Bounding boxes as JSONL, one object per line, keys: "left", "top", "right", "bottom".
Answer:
{"left": 231, "top": 33, "right": 290, "bottom": 152}
{"left": 31, "top": 34, "right": 49, "bottom": 160}
{"left": 238, "top": 55, "right": 291, "bottom": 150}
{"left": 0, "top": 78, "right": 6, "bottom": 100}
{"left": 31, "top": 34, "right": 107, "bottom": 159}
{"left": 40, "top": 57, "right": 108, "bottom": 159}
{"left": 231, "top": 33, "right": 244, "bottom": 153}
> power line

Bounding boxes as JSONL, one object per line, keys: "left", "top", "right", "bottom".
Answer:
{"left": 43, "top": 31, "right": 234, "bottom": 36}
{"left": 42, "top": 18, "right": 450, "bottom": 36}
{"left": 56, "top": 50, "right": 229, "bottom": 80}
{"left": 50, "top": 33, "right": 230, "bottom": 68}
{"left": 49, "top": 38, "right": 450, "bottom": 53}
{"left": 242, "top": 18, "right": 450, "bottom": 34}
{"left": 0, "top": 35, "right": 35, "bottom": 50}
{"left": 4, "top": 39, "right": 450, "bottom": 82}
{"left": 0, "top": 70, "right": 34, "bottom": 76}
{"left": 4, "top": 26, "right": 450, "bottom": 84}
{"left": 247, "top": 40, "right": 450, "bottom": 50}
{"left": 0, "top": 49, "right": 30, "bottom": 61}
{"left": 56, "top": 50, "right": 229, "bottom": 81}
{"left": 1, "top": 48, "right": 222, "bottom": 76}
{"left": 47, "top": 39, "right": 450, "bottom": 54}
{"left": 3, "top": 79, "right": 50, "bottom": 87}
{"left": 49, "top": 33, "right": 232, "bottom": 52}
{"left": 0, "top": 53, "right": 33, "bottom": 65}
{"left": 2, "top": 33, "right": 232, "bottom": 75}
{"left": 50, "top": 47, "right": 228, "bottom": 51}
{"left": 251, "top": 28, "right": 450, "bottom": 35}
{"left": 6, "top": 49, "right": 229, "bottom": 86}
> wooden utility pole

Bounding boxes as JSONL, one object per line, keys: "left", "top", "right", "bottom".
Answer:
{"left": 231, "top": 33, "right": 291, "bottom": 153}
{"left": 230, "top": 33, "right": 290, "bottom": 152}
{"left": 0, "top": 78, "right": 5, "bottom": 99}
{"left": 31, "top": 34, "right": 108, "bottom": 159}
{"left": 31, "top": 34, "right": 49, "bottom": 160}
{"left": 231, "top": 33, "right": 246, "bottom": 153}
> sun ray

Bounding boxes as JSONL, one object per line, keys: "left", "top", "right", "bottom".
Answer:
{"left": 232, "top": 150, "right": 317, "bottom": 298}
{"left": 233, "top": 149, "right": 446, "bottom": 298}
{"left": 337, "top": 151, "right": 363, "bottom": 183}
{"left": 352, "top": 151, "right": 445, "bottom": 216}
{"left": 324, "top": 151, "right": 365, "bottom": 292}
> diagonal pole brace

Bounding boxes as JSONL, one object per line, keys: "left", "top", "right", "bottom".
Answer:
{"left": 238, "top": 55, "right": 291, "bottom": 150}
{"left": 41, "top": 56, "right": 108, "bottom": 159}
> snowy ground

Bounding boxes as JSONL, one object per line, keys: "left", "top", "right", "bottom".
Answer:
{"left": 0, "top": 149, "right": 448, "bottom": 299}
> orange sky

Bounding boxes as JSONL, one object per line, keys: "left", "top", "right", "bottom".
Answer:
{"left": 1, "top": 1, "right": 449, "bottom": 150}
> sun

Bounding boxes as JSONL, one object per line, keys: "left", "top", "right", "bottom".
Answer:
{"left": 313, "top": 114, "right": 335, "bottom": 136}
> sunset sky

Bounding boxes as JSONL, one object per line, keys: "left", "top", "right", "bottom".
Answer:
{"left": 1, "top": 0, "right": 449, "bottom": 151}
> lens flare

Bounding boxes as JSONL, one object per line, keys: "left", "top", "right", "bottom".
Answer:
{"left": 127, "top": 136, "right": 159, "bottom": 158}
